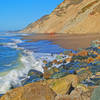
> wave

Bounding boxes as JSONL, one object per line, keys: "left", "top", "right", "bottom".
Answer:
{"left": 0, "top": 33, "right": 69, "bottom": 94}
{"left": 0, "top": 36, "right": 44, "bottom": 94}
{"left": 11, "top": 39, "right": 23, "bottom": 44}
{"left": 2, "top": 39, "right": 23, "bottom": 49}
{"left": 0, "top": 50, "right": 43, "bottom": 94}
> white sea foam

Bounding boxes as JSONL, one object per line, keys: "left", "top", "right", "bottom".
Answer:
{"left": 0, "top": 37, "right": 44, "bottom": 94}
{"left": 11, "top": 39, "right": 23, "bottom": 44}
{"left": 3, "top": 39, "right": 23, "bottom": 49}
{"left": 0, "top": 50, "right": 43, "bottom": 94}
{"left": 5, "top": 43, "right": 18, "bottom": 48}
{"left": 0, "top": 36, "right": 69, "bottom": 94}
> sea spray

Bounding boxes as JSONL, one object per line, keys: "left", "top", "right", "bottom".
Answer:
{"left": 0, "top": 50, "right": 43, "bottom": 94}
{"left": 0, "top": 33, "right": 69, "bottom": 95}
{"left": 0, "top": 33, "right": 44, "bottom": 94}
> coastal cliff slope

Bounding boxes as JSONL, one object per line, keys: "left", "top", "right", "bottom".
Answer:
{"left": 20, "top": 0, "right": 100, "bottom": 34}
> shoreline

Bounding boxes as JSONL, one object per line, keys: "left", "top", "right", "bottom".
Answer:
{"left": 1, "top": 39, "right": 100, "bottom": 99}
{"left": 23, "top": 33, "right": 100, "bottom": 50}
{"left": 1, "top": 33, "right": 100, "bottom": 99}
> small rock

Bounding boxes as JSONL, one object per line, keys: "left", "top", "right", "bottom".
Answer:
{"left": 76, "top": 50, "right": 88, "bottom": 56}
{"left": 52, "top": 60, "right": 58, "bottom": 64}
{"left": 87, "top": 57, "right": 94, "bottom": 63}
{"left": 43, "top": 60, "right": 47, "bottom": 64}
{"left": 65, "top": 57, "right": 72, "bottom": 63}
{"left": 43, "top": 71, "right": 52, "bottom": 79}
{"left": 64, "top": 51, "right": 72, "bottom": 55}
{"left": 28, "top": 69, "right": 43, "bottom": 78}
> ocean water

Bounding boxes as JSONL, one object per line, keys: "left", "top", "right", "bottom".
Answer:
{"left": 0, "top": 33, "right": 69, "bottom": 94}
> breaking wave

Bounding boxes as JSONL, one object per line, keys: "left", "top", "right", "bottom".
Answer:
{"left": 0, "top": 35, "right": 43, "bottom": 94}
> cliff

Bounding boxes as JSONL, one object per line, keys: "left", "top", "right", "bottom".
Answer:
{"left": 20, "top": 0, "right": 100, "bottom": 34}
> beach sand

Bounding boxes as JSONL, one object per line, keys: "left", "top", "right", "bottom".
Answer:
{"left": 23, "top": 33, "right": 100, "bottom": 50}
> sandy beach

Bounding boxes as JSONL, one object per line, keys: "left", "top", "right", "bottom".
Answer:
{"left": 24, "top": 33, "right": 100, "bottom": 50}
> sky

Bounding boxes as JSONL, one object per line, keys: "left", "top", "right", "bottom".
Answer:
{"left": 0, "top": 0, "right": 63, "bottom": 31}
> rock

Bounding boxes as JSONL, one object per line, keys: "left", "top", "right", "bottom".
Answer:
{"left": 28, "top": 69, "right": 43, "bottom": 78}
{"left": 46, "top": 74, "right": 79, "bottom": 95}
{"left": 78, "top": 69, "right": 92, "bottom": 82}
{"left": 55, "top": 95, "right": 72, "bottom": 100}
{"left": 68, "top": 69, "right": 76, "bottom": 74}
{"left": 52, "top": 67, "right": 59, "bottom": 73}
{"left": 52, "top": 59, "right": 58, "bottom": 64}
{"left": 55, "top": 84, "right": 94, "bottom": 100}
{"left": 72, "top": 55, "right": 88, "bottom": 61}
{"left": 51, "top": 71, "right": 68, "bottom": 79}
{"left": 24, "top": 69, "right": 43, "bottom": 84}
{"left": 0, "top": 82, "right": 56, "bottom": 100}
{"left": 69, "top": 53, "right": 75, "bottom": 57}
{"left": 76, "top": 67, "right": 89, "bottom": 73}
{"left": 43, "top": 60, "right": 47, "bottom": 64}
{"left": 43, "top": 67, "right": 48, "bottom": 72}
{"left": 93, "top": 51, "right": 98, "bottom": 55}
{"left": 76, "top": 50, "right": 88, "bottom": 56}
{"left": 69, "top": 87, "right": 91, "bottom": 100}
{"left": 87, "top": 57, "right": 94, "bottom": 63}
{"left": 64, "top": 51, "right": 72, "bottom": 55}
{"left": 43, "top": 71, "right": 52, "bottom": 79}
{"left": 59, "top": 59, "right": 63, "bottom": 63}
{"left": 56, "top": 61, "right": 62, "bottom": 65}
{"left": 65, "top": 57, "right": 72, "bottom": 63}
{"left": 97, "top": 46, "right": 100, "bottom": 49}
{"left": 96, "top": 55, "right": 100, "bottom": 60}
{"left": 45, "top": 62, "right": 52, "bottom": 68}
{"left": 50, "top": 65, "right": 69, "bottom": 79}
{"left": 43, "top": 67, "right": 59, "bottom": 79}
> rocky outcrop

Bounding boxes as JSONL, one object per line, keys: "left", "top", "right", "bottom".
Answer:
{"left": 0, "top": 82, "right": 56, "bottom": 100}
{"left": 55, "top": 86, "right": 93, "bottom": 100}
{"left": 0, "top": 74, "right": 79, "bottom": 100}
{"left": 45, "top": 74, "right": 79, "bottom": 95}
{"left": 20, "top": 0, "right": 100, "bottom": 34}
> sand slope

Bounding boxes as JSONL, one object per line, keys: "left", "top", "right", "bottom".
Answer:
{"left": 20, "top": 0, "right": 100, "bottom": 34}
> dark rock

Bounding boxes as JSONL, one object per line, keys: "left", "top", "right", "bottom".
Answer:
{"left": 28, "top": 69, "right": 43, "bottom": 78}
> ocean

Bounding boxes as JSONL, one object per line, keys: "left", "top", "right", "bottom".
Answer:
{"left": 0, "top": 32, "right": 68, "bottom": 94}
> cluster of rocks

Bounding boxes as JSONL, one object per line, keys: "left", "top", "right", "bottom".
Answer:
{"left": 0, "top": 74, "right": 94, "bottom": 100}
{"left": 1, "top": 40, "right": 100, "bottom": 100}
{"left": 25, "top": 44, "right": 100, "bottom": 87}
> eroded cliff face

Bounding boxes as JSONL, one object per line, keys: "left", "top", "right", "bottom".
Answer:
{"left": 20, "top": 0, "right": 100, "bottom": 34}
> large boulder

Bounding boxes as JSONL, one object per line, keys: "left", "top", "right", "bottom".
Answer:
{"left": 45, "top": 74, "right": 79, "bottom": 95}
{"left": 55, "top": 84, "right": 93, "bottom": 100}
{"left": 0, "top": 82, "right": 56, "bottom": 100}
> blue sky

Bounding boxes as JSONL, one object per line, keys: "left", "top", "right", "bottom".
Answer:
{"left": 0, "top": 0, "right": 63, "bottom": 31}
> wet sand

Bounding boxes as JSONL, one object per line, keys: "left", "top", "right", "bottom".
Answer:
{"left": 23, "top": 33, "right": 100, "bottom": 50}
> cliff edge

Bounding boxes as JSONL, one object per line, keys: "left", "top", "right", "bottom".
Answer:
{"left": 20, "top": 0, "right": 100, "bottom": 34}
